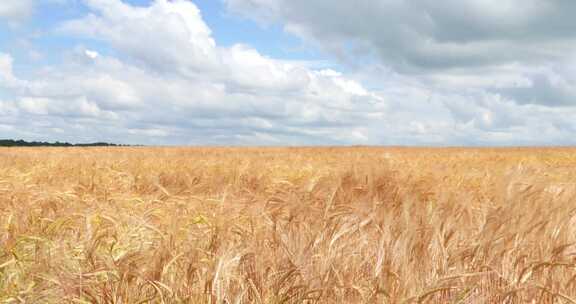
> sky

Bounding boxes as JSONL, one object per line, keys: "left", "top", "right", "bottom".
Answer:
{"left": 1, "top": 0, "right": 576, "bottom": 146}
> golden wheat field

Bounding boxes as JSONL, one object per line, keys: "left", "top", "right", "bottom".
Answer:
{"left": 1, "top": 147, "right": 576, "bottom": 303}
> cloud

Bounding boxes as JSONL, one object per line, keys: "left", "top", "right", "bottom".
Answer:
{"left": 3, "top": 0, "right": 576, "bottom": 145}
{"left": 225, "top": 0, "right": 576, "bottom": 72}
{"left": 0, "top": 0, "right": 33, "bottom": 23}
{"left": 2, "top": 0, "right": 388, "bottom": 145}
{"left": 0, "top": 54, "right": 17, "bottom": 83}
{"left": 225, "top": 0, "right": 576, "bottom": 109}
{"left": 61, "top": 0, "right": 219, "bottom": 75}
{"left": 495, "top": 72, "right": 576, "bottom": 107}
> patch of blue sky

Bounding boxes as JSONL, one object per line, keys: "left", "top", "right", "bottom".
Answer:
{"left": 32, "top": 1, "right": 114, "bottom": 56}
{"left": 0, "top": 26, "right": 14, "bottom": 51}
{"left": 192, "top": 0, "right": 332, "bottom": 68}
{"left": 4, "top": 1, "right": 115, "bottom": 76}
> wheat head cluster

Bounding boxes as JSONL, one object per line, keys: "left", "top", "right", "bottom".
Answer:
{"left": 1, "top": 147, "right": 576, "bottom": 303}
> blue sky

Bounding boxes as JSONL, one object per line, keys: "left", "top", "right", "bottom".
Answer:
{"left": 1, "top": 0, "right": 576, "bottom": 145}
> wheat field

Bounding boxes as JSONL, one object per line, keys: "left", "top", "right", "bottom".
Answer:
{"left": 1, "top": 147, "right": 576, "bottom": 303}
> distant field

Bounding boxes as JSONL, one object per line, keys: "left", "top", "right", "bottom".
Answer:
{"left": 1, "top": 147, "right": 576, "bottom": 303}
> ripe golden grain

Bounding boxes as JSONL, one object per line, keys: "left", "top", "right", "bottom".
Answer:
{"left": 1, "top": 147, "right": 576, "bottom": 303}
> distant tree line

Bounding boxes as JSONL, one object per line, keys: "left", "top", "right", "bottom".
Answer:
{"left": 0, "top": 139, "right": 125, "bottom": 147}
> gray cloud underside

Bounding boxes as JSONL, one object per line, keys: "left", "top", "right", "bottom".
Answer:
{"left": 227, "top": 0, "right": 576, "bottom": 108}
